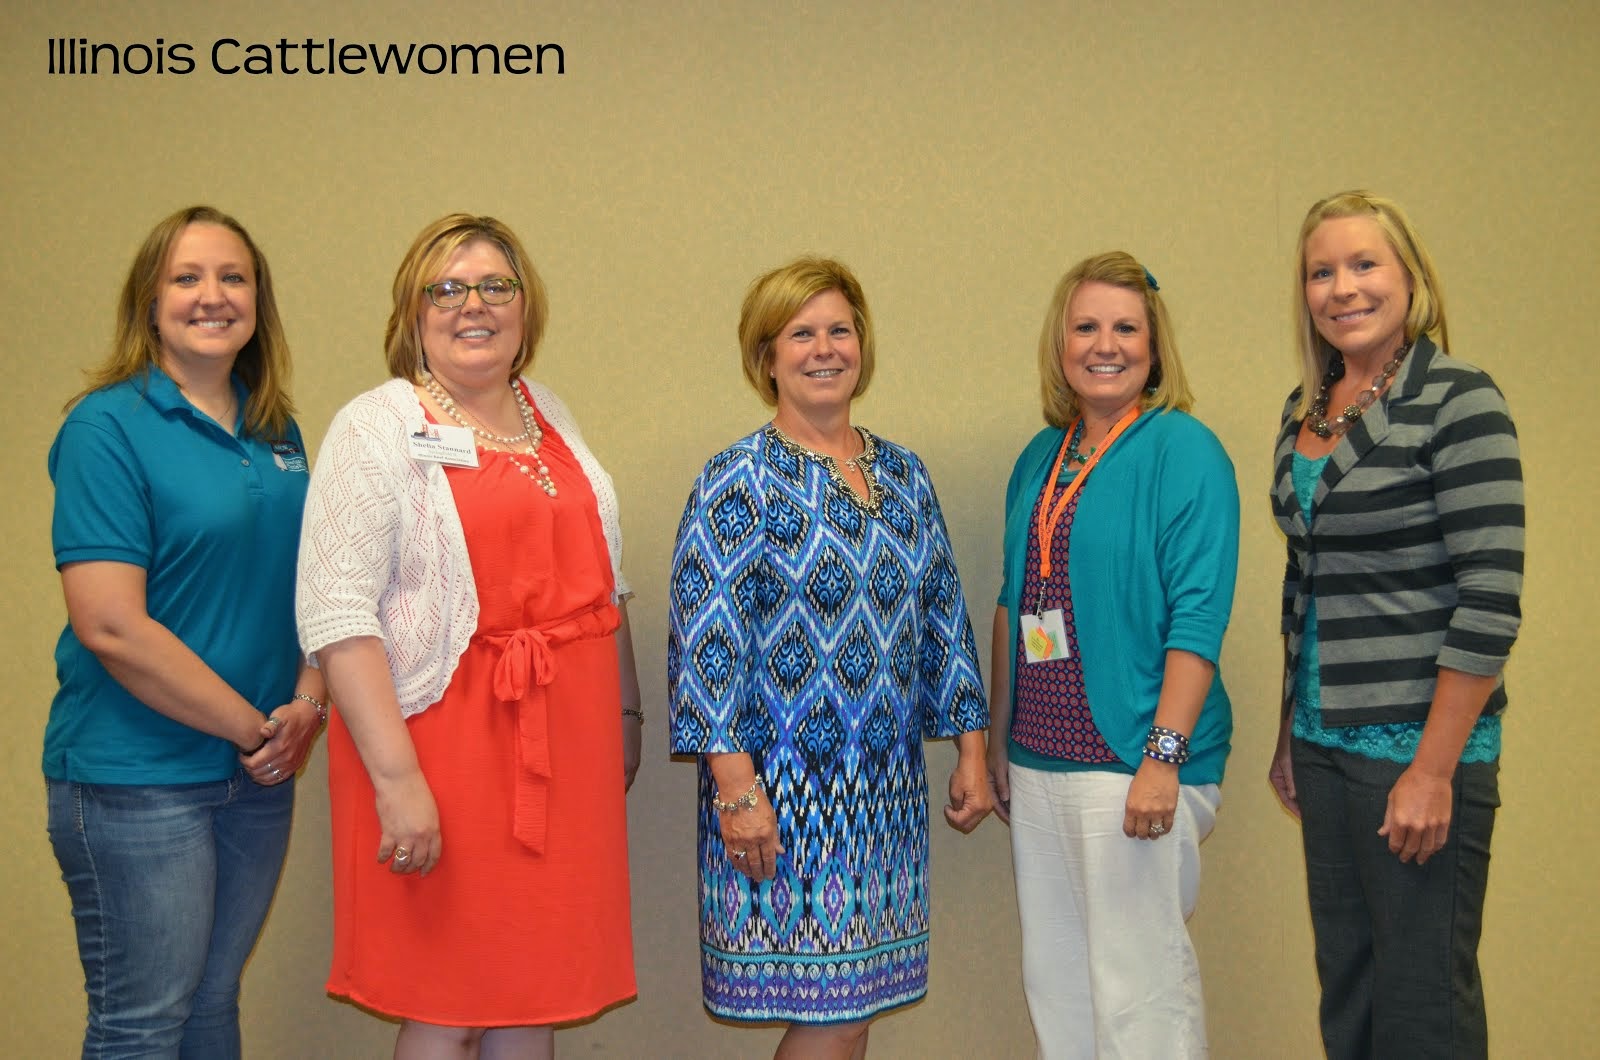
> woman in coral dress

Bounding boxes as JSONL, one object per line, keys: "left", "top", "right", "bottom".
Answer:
{"left": 298, "top": 214, "right": 640, "bottom": 1057}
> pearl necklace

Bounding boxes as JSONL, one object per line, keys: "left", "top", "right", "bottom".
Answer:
{"left": 421, "top": 371, "right": 557, "bottom": 496}
{"left": 1307, "top": 342, "right": 1412, "bottom": 439}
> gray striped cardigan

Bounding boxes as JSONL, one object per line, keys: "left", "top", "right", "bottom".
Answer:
{"left": 1271, "top": 335, "right": 1524, "bottom": 727}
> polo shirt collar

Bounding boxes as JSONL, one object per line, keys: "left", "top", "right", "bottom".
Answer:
{"left": 137, "top": 363, "right": 248, "bottom": 429}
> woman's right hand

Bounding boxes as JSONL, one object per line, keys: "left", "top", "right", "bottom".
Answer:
{"left": 718, "top": 789, "right": 784, "bottom": 884}
{"left": 987, "top": 742, "right": 1012, "bottom": 825}
{"left": 1268, "top": 715, "right": 1300, "bottom": 819}
{"left": 374, "top": 769, "right": 441, "bottom": 876}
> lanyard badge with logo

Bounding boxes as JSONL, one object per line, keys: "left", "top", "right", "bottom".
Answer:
{"left": 1021, "top": 407, "right": 1139, "bottom": 665}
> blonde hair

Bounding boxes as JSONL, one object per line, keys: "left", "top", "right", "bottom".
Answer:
{"left": 384, "top": 214, "right": 550, "bottom": 382}
{"left": 738, "top": 256, "right": 875, "bottom": 408}
{"left": 69, "top": 205, "right": 295, "bottom": 437}
{"left": 1292, "top": 190, "right": 1448, "bottom": 417}
{"left": 1036, "top": 251, "right": 1192, "bottom": 429}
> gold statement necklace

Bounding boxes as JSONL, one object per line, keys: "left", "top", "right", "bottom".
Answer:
{"left": 766, "top": 423, "right": 883, "bottom": 515}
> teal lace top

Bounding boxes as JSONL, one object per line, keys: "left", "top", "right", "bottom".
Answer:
{"left": 1291, "top": 451, "right": 1499, "bottom": 763}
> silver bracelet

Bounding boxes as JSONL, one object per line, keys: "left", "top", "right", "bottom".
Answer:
{"left": 294, "top": 692, "right": 329, "bottom": 726}
{"left": 711, "top": 776, "right": 764, "bottom": 814}
{"left": 621, "top": 707, "right": 645, "bottom": 723}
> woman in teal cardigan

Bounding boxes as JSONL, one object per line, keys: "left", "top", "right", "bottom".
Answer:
{"left": 988, "top": 251, "right": 1239, "bottom": 1059}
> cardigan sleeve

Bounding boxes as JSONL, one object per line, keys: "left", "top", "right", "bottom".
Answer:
{"left": 1429, "top": 371, "right": 1524, "bottom": 675}
{"left": 295, "top": 404, "right": 401, "bottom": 659}
{"left": 1153, "top": 421, "right": 1240, "bottom": 665}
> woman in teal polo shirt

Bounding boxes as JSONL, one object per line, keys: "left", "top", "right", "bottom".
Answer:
{"left": 45, "top": 205, "right": 324, "bottom": 1059}
{"left": 987, "top": 251, "right": 1239, "bottom": 1058}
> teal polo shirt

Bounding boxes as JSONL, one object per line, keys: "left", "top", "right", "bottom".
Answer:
{"left": 46, "top": 367, "right": 310, "bottom": 783}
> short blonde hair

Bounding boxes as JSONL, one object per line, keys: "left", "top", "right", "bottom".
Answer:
{"left": 738, "top": 256, "right": 875, "bottom": 407}
{"left": 69, "top": 205, "right": 295, "bottom": 438}
{"left": 384, "top": 214, "right": 550, "bottom": 382}
{"left": 1036, "top": 251, "right": 1191, "bottom": 429}
{"left": 1292, "top": 190, "right": 1448, "bottom": 417}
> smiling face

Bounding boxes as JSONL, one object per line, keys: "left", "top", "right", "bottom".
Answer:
{"left": 1060, "top": 281, "right": 1151, "bottom": 422}
{"left": 154, "top": 223, "right": 257, "bottom": 377}
{"left": 769, "top": 288, "right": 862, "bottom": 421}
{"left": 1303, "top": 215, "right": 1413, "bottom": 366}
{"left": 419, "top": 238, "right": 524, "bottom": 389}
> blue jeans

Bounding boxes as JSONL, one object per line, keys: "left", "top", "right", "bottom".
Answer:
{"left": 1292, "top": 739, "right": 1498, "bottom": 1060}
{"left": 46, "top": 772, "right": 294, "bottom": 1060}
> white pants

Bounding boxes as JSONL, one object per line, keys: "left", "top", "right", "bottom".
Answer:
{"left": 1008, "top": 765, "right": 1221, "bottom": 1060}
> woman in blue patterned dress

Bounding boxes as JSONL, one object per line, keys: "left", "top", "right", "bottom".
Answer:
{"left": 667, "top": 256, "right": 992, "bottom": 1057}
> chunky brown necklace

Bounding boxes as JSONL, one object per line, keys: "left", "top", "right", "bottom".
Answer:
{"left": 1307, "top": 341, "right": 1411, "bottom": 439}
{"left": 421, "top": 371, "right": 557, "bottom": 496}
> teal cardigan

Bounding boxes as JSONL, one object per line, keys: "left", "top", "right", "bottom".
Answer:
{"left": 998, "top": 408, "right": 1239, "bottom": 785}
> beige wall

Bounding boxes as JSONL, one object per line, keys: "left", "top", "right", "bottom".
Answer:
{"left": 4, "top": 1, "right": 1595, "bottom": 1055}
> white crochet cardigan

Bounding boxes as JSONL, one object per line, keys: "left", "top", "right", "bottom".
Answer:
{"left": 295, "top": 377, "right": 629, "bottom": 717}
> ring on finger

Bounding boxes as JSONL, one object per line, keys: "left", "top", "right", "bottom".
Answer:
{"left": 1148, "top": 822, "right": 1167, "bottom": 837}
{"left": 731, "top": 850, "right": 748, "bottom": 860}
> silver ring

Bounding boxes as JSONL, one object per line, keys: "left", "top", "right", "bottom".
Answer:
{"left": 394, "top": 846, "right": 412, "bottom": 863}
{"left": 269, "top": 764, "right": 281, "bottom": 777}
{"left": 731, "top": 850, "right": 748, "bottom": 860}
{"left": 1149, "top": 823, "right": 1167, "bottom": 837}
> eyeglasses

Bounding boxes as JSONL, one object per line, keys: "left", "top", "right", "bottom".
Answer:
{"left": 423, "top": 277, "right": 521, "bottom": 309}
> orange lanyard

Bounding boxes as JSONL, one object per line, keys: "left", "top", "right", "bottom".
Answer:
{"left": 1034, "top": 407, "right": 1140, "bottom": 584}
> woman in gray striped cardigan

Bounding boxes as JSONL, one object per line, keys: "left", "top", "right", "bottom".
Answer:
{"left": 1267, "top": 190, "right": 1523, "bottom": 1060}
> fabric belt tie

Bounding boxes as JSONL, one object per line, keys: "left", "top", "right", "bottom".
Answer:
{"left": 480, "top": 602, "right": 618, "bottom": 854}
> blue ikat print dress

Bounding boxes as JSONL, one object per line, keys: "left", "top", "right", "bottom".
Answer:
{"left": 667, "top": 426, "right": 989, "bottom": 1024}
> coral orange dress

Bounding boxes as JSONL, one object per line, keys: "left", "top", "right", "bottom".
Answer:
{"left": 326, "top": 402, "right": 636, "bottom": 1026}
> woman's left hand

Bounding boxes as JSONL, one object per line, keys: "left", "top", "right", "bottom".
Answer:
{"left": 240, "top": 697, "right": 321, "bottom": 786}
{"left": 1124, "top": 758, "right": 1179, "bottom": 839}
{"left": 945, "top": 748, "right": 994, "bottom": 833}
{"left": 1378, "top": 764, "right": 1453, "bottom": 864}
{"left": 944, "top": 731, "right": 994, "bottom": 833}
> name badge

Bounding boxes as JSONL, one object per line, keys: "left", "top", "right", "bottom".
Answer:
{"left": 1021, "top": 610, "right": 1071, "bottom": 664}
{"left": 406, "top": 424, "right": 479, "bottom": 467}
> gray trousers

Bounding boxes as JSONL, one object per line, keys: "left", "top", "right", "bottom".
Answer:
{"left": 1292, "top": 738, "right": 1499, "bottom": 1060}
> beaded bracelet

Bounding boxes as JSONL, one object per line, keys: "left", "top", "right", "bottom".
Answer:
{"left": 1143, "top": 724, "right": 1191, "bottom": 765}
{"left": 621, "top": 707, "right": 645, "bottom": 723}
{"left": 711, "top": 777, "right": 764, "bottom": 814}
{"left": 294, "top": 692, "right": 329, "bottom": 726}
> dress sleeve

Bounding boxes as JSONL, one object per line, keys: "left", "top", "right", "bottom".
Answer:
{"left": 295, "top": 406, "right": 400, "bottom": 659}
{"left": 50, "top": 415, "right": 153, "bottom": 569}
{"left": 667, "top": 451, "right": 766, "bottom": 755}
{"left": 912, "top": 455, "right": 990, "bottom": 738}
{"left": 525, "top": 380, "right": 631, "bottom": 600}
{"left": 1154, "top": 423, "right": 1240, "bottom": 665}
{"left": 1430, "top": 372, "right": 1524, "bottom": 675}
